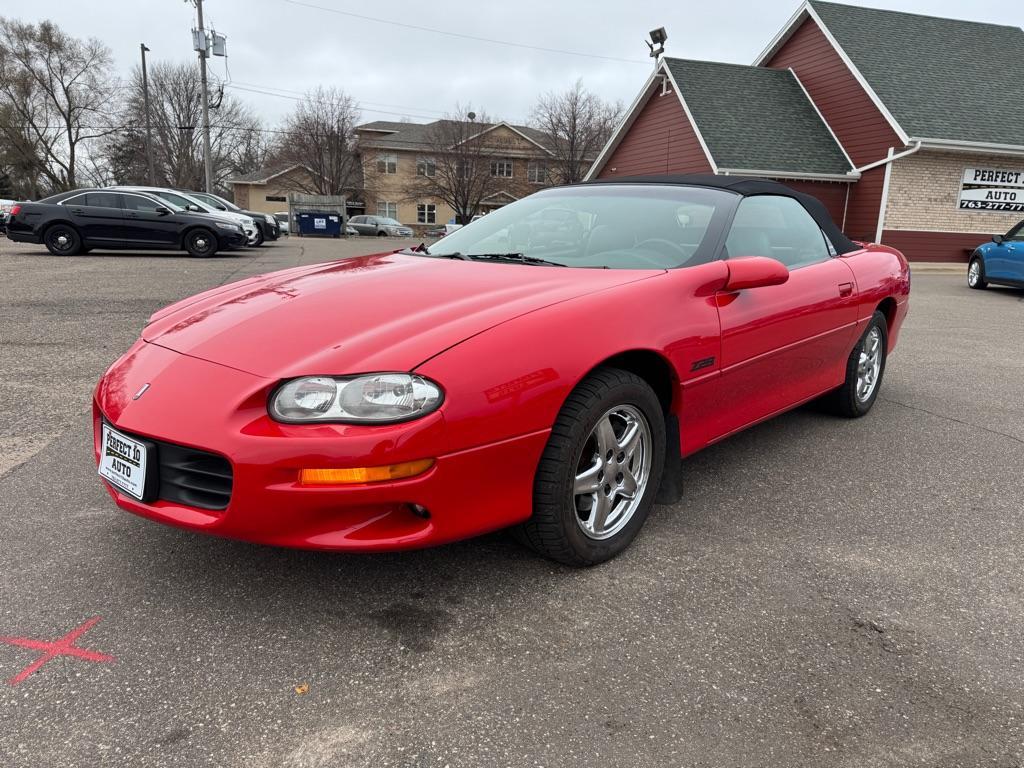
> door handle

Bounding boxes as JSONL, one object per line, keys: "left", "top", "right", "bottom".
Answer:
{"left": 838, "top": 282, "right": 854, "bottom": 297}
{"left": 69, "top": 208, "right": 85, "bottom": 215}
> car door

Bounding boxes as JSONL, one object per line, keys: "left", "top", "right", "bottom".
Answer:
{"left": 119, "top": 193, "right": 181, "bottom": 246}
{"left": 988, "top": 221, "right": 1024, "bottom": 281}
{"left": 712, "top": 194, "right": 860, "bottom": 437}
{"left": 60, "top": 192, "right": 125, "bottom": 244}
{"left": 350, "top": 216, "right": 369, "bottom": 235}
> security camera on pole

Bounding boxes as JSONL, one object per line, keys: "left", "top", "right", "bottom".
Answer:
{"left": 188, "top": 0, "right": 227, "bottom": 192}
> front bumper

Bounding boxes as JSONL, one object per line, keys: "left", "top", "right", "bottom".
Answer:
{"left": 220, "top": 231, "right": 249, "bottom": 250}
{"left": 94, "top": 341, "right": 546, "bottom": 551}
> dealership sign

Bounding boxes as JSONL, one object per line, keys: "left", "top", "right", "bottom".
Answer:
{"left": 958, "top": 167, "right": 1024, "bottom": 212}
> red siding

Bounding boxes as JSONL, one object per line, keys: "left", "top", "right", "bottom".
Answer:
{"left": 881, "top": 230, "right": 989, "bottom": 263}
{"left": 598, "top": 87, "right": 712, "bottom": 178}
{"left": 766, "top": 17, "right": 905, "bottom": 242}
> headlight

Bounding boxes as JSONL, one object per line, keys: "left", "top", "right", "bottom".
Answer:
{"left": 269, "top": 374, "right": 443, "bottom": 424}
{"left": 264, "top": 214, "right": 275, "bottom": 224}
{"left": 215, "top": 221, "right": 238, "bottom": 231}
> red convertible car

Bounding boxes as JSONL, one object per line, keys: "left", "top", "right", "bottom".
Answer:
{"left": 94, "top": 176, "right": 909, "bottom": 565}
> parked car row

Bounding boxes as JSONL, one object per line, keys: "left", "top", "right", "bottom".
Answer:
{"left": 4, "top": 186, "right": 279, "bottom": 257}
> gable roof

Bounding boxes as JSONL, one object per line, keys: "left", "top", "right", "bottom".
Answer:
{"left": 663, "top": 58, "right": 854, "bottom": 176}
{"left": 759, "top": 1, "right": 1024, "bottom": 148}
{"left": 356, "top": 119, "right": 557, "bottom": 154}
{"left": 227, "top": 163, "right": 312, "bottom": 186}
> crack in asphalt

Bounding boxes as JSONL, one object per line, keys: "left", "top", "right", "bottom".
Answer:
{"left": 879, "top": 396, "right": 1024, "bottom": 446}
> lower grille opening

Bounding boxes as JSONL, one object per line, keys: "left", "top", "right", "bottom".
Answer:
{"left": 158, "top": 442, "right": 233, "bottom": 511}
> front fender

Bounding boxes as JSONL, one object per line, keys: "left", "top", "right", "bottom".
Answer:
{"left": 415, "top": 262, "right": 728, "bottom": 454}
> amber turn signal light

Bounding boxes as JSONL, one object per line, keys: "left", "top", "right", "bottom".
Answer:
{"left": 298, "top": 459, "right": 435, "bottom": 486}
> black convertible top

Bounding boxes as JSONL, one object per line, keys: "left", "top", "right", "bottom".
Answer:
{"left": 585, "top": 173, "right": 859, "bottom": 255}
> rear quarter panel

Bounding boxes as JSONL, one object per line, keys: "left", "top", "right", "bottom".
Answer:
{"left": 842, "top": 245, "right": 911, "bottom": 351}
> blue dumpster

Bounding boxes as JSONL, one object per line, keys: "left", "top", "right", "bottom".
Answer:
{"left": 296, "top": 211, "right": 342, "bottom": 238}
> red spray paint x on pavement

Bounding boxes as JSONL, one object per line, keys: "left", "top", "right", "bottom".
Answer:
{"left": 0, "top": 616, "right": 115, "bottom": 686}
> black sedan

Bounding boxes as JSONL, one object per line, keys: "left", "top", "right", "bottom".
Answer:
{"left": 5, "top": 189, "right": 248, "bottom": 257}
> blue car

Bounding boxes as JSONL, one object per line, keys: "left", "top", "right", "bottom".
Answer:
{"left": 968, "top": 222, "right": 1024, "bottom": 289}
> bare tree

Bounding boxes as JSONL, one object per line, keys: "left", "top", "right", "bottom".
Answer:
{"left": 0, "top": 17, "right": 121, "bottom": 191}
{"left": 406, "top": 106, "right": 504, "bottom": 224}
{"left": 103, "top": 61, "right": 267, "bottom": 192}
{"left": 531, "top": 80, "right": 622, "bottom": 185}
{"left": 272, "top": 87, "right": 361, "bottom": 196}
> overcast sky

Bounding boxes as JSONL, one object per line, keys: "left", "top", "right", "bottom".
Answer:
{"left": 10, "top": 0, "right": 1023, "bottom": 129}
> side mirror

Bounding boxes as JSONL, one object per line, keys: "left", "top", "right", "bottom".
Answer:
{"left": 993, "top": 234, "right": 1004, "bottom": 244}
{"left": 154, "top": 206, "right": 171, "bottom": 216}
{"left": 724, "top": 256, "right": 790, "bottom": 291}
{"left": 186, "top": 204, "right": 201, "bottom": 212}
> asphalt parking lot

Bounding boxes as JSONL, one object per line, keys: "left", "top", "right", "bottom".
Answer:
{"left": 1, "top": 235, "right": 1022, "bottom": 768}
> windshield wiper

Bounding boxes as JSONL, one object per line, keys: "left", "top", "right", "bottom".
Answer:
{"left": 464, "top": 252, "right": 567, "bottom": 267}
{"left": 400, "top": 246, "right": 471, "bottom": 261}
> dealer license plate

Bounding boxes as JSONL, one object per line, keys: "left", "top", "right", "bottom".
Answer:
{"left": 98, "top": 424, "right": 149, "bottom": 500}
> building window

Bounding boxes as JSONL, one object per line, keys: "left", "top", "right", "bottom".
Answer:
{"left": 417, "top": 203, "right": 436, "bottom": 224}
{"left": 527, "top": 161, "right": 548, "bottom": 184}
{"left": 376, "top": 201, "right": 398, "bottom": 219}
{"left": 265, "top": 195, "right": 287, "bottom": 202}
{"left": 490, "top": 159, "right": 513, "bottom": 177}
{"left": 456, "top": 160, "right": 473, "bottom": 179}
{"left": 376, "top": 153, "right": 397, "bottom": 174}
{"left": 416, "top": 157, "right": 436, "bottom": 177}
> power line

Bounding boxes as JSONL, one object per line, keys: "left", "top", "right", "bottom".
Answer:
{"left": 281, "top": 0, "right": 647, "bottom": 65}
{"left": 222, "top": 83, "right": 443, "bottom": 121}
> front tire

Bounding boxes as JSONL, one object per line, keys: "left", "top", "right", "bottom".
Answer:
{"left": 968, "top": 257, "right": 988, "bottom": 289}
{"left": 252, "top": 226, "right": 265, "bottom": 247}
{"left": 184, "top": 228, "right": 218, "bottom": 258}
{"left": 516, "top": 368, "right": 666, "bottom": 566}
{"left": 43, "top": 224, "right": 82, "bottom": 256}
{"left": 830, "top": 310, "right": 888, "bottom": 418}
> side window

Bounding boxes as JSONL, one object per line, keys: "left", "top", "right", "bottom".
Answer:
{"left": 121, "top": 194, "right": 166, "bottom": 213}
{"left": 1006, "top": 221, "right": 1024, "bottom": 241}
{"left": 155, "top": 191, "right": 192, "bottom": 209}
{"left": 725, "top": 195, "right": 831, "bottom": 269}
{"left": 84, "top": 192, "right": 122, "bottom": 209}
{"left": 60, "top": 193, "right": 89, "bottom": 207}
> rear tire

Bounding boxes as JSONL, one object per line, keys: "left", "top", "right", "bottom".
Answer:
{"left": 43, "top": 224, "right": 82, "bottom": 256}
{"left": 968, "top": 257, "right": 988, "bottom": 289}
{"left": 829, "top": 310, "right": 888, "bottom": 418}
{"left": 184, "top": 228, "right": 218, "bottom": 258}
{"left": 516, "top": 368, "right": 666, "bottom": 566}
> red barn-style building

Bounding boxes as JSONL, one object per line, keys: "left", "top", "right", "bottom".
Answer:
{"left": 587, "top": 1, "right": 1024, "bottom": 262}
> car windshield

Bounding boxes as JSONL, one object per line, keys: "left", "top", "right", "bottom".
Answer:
{"left": 428, "top": 185, "right": 736, "bottom": 269}
{"left": 154, "top": 190, "right": 209, "bottom": 212}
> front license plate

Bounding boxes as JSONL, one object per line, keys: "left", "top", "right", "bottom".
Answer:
{"left": 98, "top": 424, "right": 149, "bottom": 500}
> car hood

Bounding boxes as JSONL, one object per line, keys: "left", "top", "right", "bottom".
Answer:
{"left": 143, "top": 252, "right": 661, "bottom": 378}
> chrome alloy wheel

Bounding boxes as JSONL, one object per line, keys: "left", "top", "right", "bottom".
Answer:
{"left": 856, "top": 326, "right": 883, "bottom": 402}
{"left": 968, "top": 259, "right": 981, "bottom": 287}
{"left": 572, "top": 405, "right": 652, "bottom": 540}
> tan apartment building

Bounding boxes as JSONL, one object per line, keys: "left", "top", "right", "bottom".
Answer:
{"left": 356, "top": 120, "right": 561, "bottom": 230}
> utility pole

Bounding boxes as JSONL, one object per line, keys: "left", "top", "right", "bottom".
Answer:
{"left": 195, "top": 0, "right": 214, "bottom": 192}
{"left": 140, "top": 44, "right": 156, "bottom": 185}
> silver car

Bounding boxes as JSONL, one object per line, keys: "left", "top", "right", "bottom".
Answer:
{"left": 348, "top": 215, "right": 414, "bottom": 237}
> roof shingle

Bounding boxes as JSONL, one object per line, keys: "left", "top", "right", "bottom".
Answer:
{"left": 664, "top": 58, "right": 853, "bottom": 175}
{"left": 809, "top": 0, "right": 1024, "bottom": 146}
